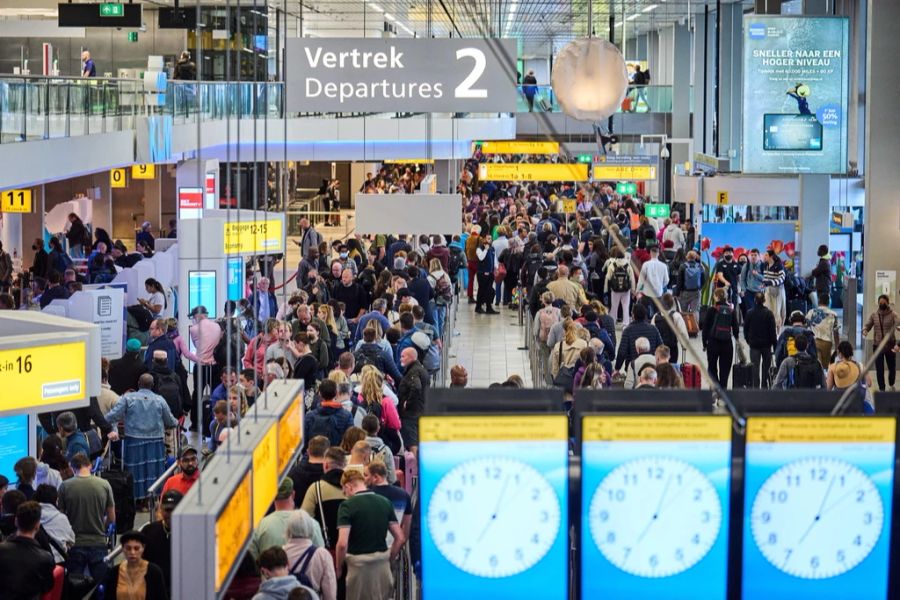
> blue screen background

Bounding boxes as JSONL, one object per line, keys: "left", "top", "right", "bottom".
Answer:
{"left": 420, "top": 439, "right": 568, "bottom": 600}
{"left": 581, "top": 440, "right": 732, "bottom": 599}
{"left": 0, "top": 415, "right": 29, "bottom": 483}
{"left": 742, "top": 441, "right": 895, "bottom": 599}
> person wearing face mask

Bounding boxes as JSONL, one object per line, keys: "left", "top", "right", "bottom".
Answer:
{"left": 713, "top": 245, "right": 743, "bottom": 308}
{"left": 29, "top": 238, "right": 49, "bottom": 279}
{"left": 863, "top": 294, "right": 900, "bottom": 391}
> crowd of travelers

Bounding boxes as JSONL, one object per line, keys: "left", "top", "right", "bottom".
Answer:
{"left": 0, "top": 150, "right": 897, "bottom": 600}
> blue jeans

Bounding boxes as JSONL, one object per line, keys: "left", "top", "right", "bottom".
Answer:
{"left": 67, "top": 545, "right": 108, "bottom": 584}
{"left": 433, "top": 304, "right": 446, "bottom": 338}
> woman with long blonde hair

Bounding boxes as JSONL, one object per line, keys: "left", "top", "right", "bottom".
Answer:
{"left": 356, "top": 366, "right": 403, "bottom": 452}
{"left": 549, "top": 320, "right": 587, "bottom": 380}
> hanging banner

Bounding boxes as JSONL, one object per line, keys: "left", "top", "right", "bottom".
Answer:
{"left": 742, "top": 16, "right": 850, "bottom": 174}
{"left": 478, "top": 163, "right": 589, "bottom": 182}
{"left": 285, "top": 38, "right": 517, "bottom": 113}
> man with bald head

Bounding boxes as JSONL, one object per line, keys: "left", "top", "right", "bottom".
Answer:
{"left": 81, "top": 50, "right": 95, "bottom": 77}
{"left": 398, "top": 347, "right": 428, "bottom": 455}
{"left": 547, "top": 263, "right": 587, "bottom": 309}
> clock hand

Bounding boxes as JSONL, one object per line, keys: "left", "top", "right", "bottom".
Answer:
{"left": 477, "top": 474, "right": 513, "bottom": 542}
{"left": 819, "top": 485, "right": 864, "bottom": 518}
{"left": 636, "top": 473, "right": 673, "bottom": 544}
{"left": 797, "top": 475, "right": 837, "bottom": 545}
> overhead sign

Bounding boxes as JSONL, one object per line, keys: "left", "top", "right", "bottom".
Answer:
{"left": 99, "top": 3, "right": 124, "bottom": 17}
{"left": 616, "top": 182, "right": 637, "bottom": 195}
{"left": 0, "top": 340, "right": 86, "bottom": 415}
{"left": 285, "top": 38, "right": 517, "bottom": 113}
{"left": 131, "top": 164, "right": 155, "bottom": 179}
{"left": 0, "top": 189, "right": 32, "bottom": 213}
{"left": 742, "top": 417, "right": 895, "bottom": 599}
{"left": 252, "top": 422, "right": 278, "bottom": 527}
{"left": 420, "top": 415, "right": 569, "bottom": 599}
{"left": 477, "top": 141, "right": 560, "bottom": 155}
{"left": 561, "top": 199, "right": 577, "bottom": 214}
{"left": 215, "top": 470, "right": 252, "bottom": 592}
{"left": 742, "top": 16, "right": 849, "bottom": 174}
{"left": 110, "top": 168, "right": 126, "bottom": 188}
{"left": 593, "top": 156, "right": 658, "bottom": 181}
{"left": 277, "top": 393, "right": 303, "bottom": 474}
{"left": 717, "top": 191, "right": 729, "bottom": 205}
{"left": 223, "top": 219, "right": 284, "bottom": 255}
{"left": 645, "top": 203, "right": 670, "bottom": 219}
{"left": 581, "top": 415, "right": 733, "bottom": 599}
{"left": 384, "top": 159, "right": 435, "bottom": 165}
{"left": 477, "top": 163, "right": 589, "bottom": 182}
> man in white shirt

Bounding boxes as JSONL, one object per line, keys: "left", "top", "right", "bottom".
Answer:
{"left": 637, "top": 246, "right": 670, "bottom": 298}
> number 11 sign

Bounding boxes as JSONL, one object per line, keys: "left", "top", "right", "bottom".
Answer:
{"left": 1, "top": 189, "right": 32, "bottom": 213}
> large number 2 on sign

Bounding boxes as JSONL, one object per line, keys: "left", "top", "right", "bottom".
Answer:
{"left": 455, "top": 48, "right": 487, "bottom": 99}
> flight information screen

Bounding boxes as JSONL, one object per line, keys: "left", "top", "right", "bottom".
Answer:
{"left": 419, "top": 415, "right": 569, "bottom": 600}
{"left": 742, "top": 417, "right": 896, "bottom": 599}
{"left": 580, "top": 415, "right": 733, "bottom": 600}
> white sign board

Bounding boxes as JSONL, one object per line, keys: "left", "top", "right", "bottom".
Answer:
{"left": 285, "top": 38, "right": 517, "bottom": 113}
{"left": 355, "top": 193, "right": 462, "bottom": 235}
{"left": 63, "top": 287, "right": 126, "bottom": 359}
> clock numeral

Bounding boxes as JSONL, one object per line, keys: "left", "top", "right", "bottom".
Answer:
{"left": 446, "top": 489, "right": 463, "bottom": 502}
{"left": 463, "top": 547, "right": 471, "bottom": 559}
{"left": 810, "top": 468, "right": 827, "bottom": 481}
{"left": 446, "top": 532, "right": 455, "bottom": 544}
{"left": 438, "top": 510, "right": 448, "bottom": 522}
{"left": 489, "top": 555, "right": 498, "bottom": 568}
{"left": 856, "top": 490, "right": 865, "bottom": 503}
{"left": 606, "top": 531, "right": 616, "bottom": 544}
{"left": 784, "top": 549, "right": 793, "bottom": 563}
{"left": 692, "top": 488, "right": 702, "bottom": 501}
{"left": 675, "top": 548, "right": 684, "bottom": 562}
{"left": 691, "top": 533, "right": 700, "bottom": 545}
{"left": 770, "top": 490, "right": 788, "bottom": 503}
{"left": 785, "top": 474, "right": 800, "bottom": 486}
{"left": 760, "top": 511, "right": 771, "bottom": 523}
{"left": 622, "top": 546, "right": 631, "bottom": 560}
{"left": 539, "top": 510, "right": 549, "bottom": 522}
{"left": 863, "top": 511, "right": 873, "bottom": 525}
{"left": 853, "top": 535, "right": 862, "bottom": 546}
{"left": 810, "top": 556, "right": 820, "bottom": 569}
{"left": 647, "top": 466, "right": 663, "bottom": 480}
{"left": 701, "top": 510, "right": 710, "bottom": 523}
{"left": 514, "top": 548, "right": 524, "bottom": 561}
{"left": 608, "top": 489, "right": 625, "bottom": 502}
{"left": 460, "top": 473, "right": 475, "bottom": 485}
{"left": 768, "top": 533, "right": 777, "bottom": 545}
{"left": 649, "top": 554, "right": 659, "bottom": 568}
{"left": 531, "top": 488, "right": 540, "bottom": 501}
{"left": 485, "top": 466, "right": 501, "bottom": 480}
{"left": 531, "top": 533, "right": 540, "bottom": 544}
{"left": 598, "top": 510, "right": 609, "bottom": 522}
{"left": 837, "top": 549, "right": 846, "bottom": 563}
{"left": 623, "top": 473, "right": 637, "bottom": 485}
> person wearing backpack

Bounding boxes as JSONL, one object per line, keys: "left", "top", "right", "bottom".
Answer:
{"left": 360, "top": 415, "right": 396, "bottom": 485}
{"left": 148, "top": 351, "right": 187, "bottom": 419}
{"left": 651, "top": 293, "right": 688, "bottom": 364}
{"left": 283, "top": 511, "right": 337, "bottom": 600}
{"left": 605, "top": 247, "right": 636, "bottom": 326}
{"left": 302, "top": 381, "right": 353, "bottom": 450}
{"left": 739, "top": 248, "right": 766, "bottom": 319}
{"left": 702, "top": 288, "right": 739, "bottom": 388}
{"left": 774, "top": 311, "right": 816, "bottom": 369}
{"left": 534, "top": 291, "right": 561, "bottom": 372}
{"left": 773, "top": 334, "right": 825, "bottom": 389}
{"left": 743, "top": 293, "right": 778, "bottom": 388}
{"left": 862, "top": 294, "right": 900, "bottom": 391}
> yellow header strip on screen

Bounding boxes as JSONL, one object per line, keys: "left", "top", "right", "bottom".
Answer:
{"left": 420, "top": 415, "right": 567, "bottom": 442}
{"left": 746, "top": 416, "right": 896, "bottom": 443}
{"left": 583, "top": 415, "right": 732, "bottom": 442}
{"left": 478, "top": 141, "right": 560, "bottom": 154}
{"left": 477, "top": 163, "right": 589, "bottom": 182}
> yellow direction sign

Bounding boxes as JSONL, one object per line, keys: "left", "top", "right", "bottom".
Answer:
{"left": 592, "top": 165, "right": 657, "bottom": 181}
{"left": 477, "top": 163, "right": 589, "bottom": 182}
{"left": 477, "top": 141, "right": 560, "bottom": 155}
{"left": 0, "top": 189, "right": 32, "bottom": 213}
{"left": 131, "top": 164, "right": 156, "bottom": 179}
{"left": 0, "top": 340, "right": 86, "bottom": 413}
{"left": 717, "top": 191, "right": 729, "bottom": 205}
{"left": 110, "top": 168, "right": 126, "bottom": 188}
{"left": 223, "top": 219, "right": 284, "bottom": 255}
{"left": 562, "top": 199, "right": 577, "bottom": 214}
{"left": 252, "top": 422, "right": 278, "bottom": 527}
{"left": 215, "top": 472, "right": 251, "bottom": 591}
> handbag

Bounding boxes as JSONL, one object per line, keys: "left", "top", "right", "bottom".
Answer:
{"left": 64, "top": 572, "right": 96, "bottom": 600}
{"left": 83, "top": 429, "right": 103, "bottom": 459}
{"left": 552, "top": 343, "right": 576, "bottom": 391}
{"left": 494, "top": 262, "right": 507, "bottom": 284}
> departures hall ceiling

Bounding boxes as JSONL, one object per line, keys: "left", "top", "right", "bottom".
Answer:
{"left": 4, "top": 0, "right": 748, "bottom": 56}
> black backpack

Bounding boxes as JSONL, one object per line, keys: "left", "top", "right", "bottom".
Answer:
{"left": 787, "top": 354, "right": 822, "bottom": 389}
{"left": 610, "top": 263, "right": 631, "bottom": 293}
{"left": 353, "top": 345, "right": 383, "bottom": 374}
{"left": 153, "top": 372, "right": 183, "bottom": 418}
{"left": 289, "top": 545, "right": 317, "bottom": 589}
{"left": 655, "top": 310, "right": 679, "bottom": 351}
{"left": 712, "top": 306, "right": 734, "bottom": 342}
{"left": 307, "top": 410, "right": 351, "bottom": 447}
{"left": 448, "top": 249, "right": 465, "bottom": 283}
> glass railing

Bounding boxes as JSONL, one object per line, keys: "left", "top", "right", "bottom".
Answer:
{"left": 515, "top": 84, "right": 674, "bottom": 114}
{"left": 0, "top": 76, "right": 678, "bottom": 144}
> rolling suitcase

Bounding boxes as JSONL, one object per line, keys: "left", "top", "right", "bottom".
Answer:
{"left": 395, "top": 451, "right": 418, "bottom": 496}
{"left": 100, "top": 443, "right": 135, "bottom": 532}
{"left": 682, "top": 312, "right": 700, "bottom": 338}
{"left": 681, "top": 363, "right": 702, "bottom": 389}
{"left": 732, "top": 340, "right": 754, "bottom": 389}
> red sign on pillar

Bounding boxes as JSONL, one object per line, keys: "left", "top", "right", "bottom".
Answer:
{"left": 178, "top": 187, "right": 203, "bottom": 219}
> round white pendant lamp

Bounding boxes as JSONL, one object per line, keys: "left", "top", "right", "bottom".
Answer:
{"left": 551, "top": 38, "right": 629, "bottom": 122}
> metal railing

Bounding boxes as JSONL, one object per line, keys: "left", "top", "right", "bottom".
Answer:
{"left": 522, "top": 300, "right": 549, "bottom": 388}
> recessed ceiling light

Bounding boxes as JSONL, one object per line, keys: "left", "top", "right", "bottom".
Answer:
{"left": 642, "top": 4, "right": 658, "bottom": 12}
{"left": 369, "top": 3, "right": 385, "bottom": 12}
{"left": 626, "top": 14, "right": 639, "bottom": 21}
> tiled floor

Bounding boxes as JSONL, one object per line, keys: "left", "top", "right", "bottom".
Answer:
{"left": 446, "top": 300, "right": 534, "bottom": 388}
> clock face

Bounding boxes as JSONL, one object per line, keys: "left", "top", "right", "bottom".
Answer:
{"left": 426, "top": 456, "right": 561, "bottom": 578}
{"left": 750, "top": 456, "right": 883, "bottom": 579}
{"left": 589, "top": 456, "right": 722, "bottom": 578}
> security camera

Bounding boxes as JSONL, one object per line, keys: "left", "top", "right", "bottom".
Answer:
{"left": 660, "top": 146, "right": 670, "bottom": 160}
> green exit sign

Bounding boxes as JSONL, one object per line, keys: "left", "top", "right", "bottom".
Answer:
{"left": 576, "top": 154, "right": 592, "bottom": 164}
{"left": 127, "top": 31, "right": 138, "bottom": 42}
{"left": 616, "top": 182, "right": 637, "bottom": 195}
{"left": 645, "top": 203, "right": 671, "bottom": 219}
{"left": 99, "top": 3, "right": 124, "bottom": 17}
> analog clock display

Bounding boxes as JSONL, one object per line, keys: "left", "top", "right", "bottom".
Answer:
{"left": 589, "top": 456, "right": 722, "bottom": 578}
{"left": 426, "top": 456, "right": 561, "bottom": 578}
{"left": 750, "top": 456, "right": 884, "bottom": 579}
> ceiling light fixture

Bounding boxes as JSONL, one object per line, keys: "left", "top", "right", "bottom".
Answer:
{"left": 626, "top": 14, "right": 638, "bottom": 21}
{"left": 642, "top": 4, "right": 658, "bottom": 12}
{"left": 369, "top": 2, "right": 385, "bottom": 12}
{"left": 384, "top": 12, "right": 396, "bottom": 22}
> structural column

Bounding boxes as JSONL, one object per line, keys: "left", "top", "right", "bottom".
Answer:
{"left": 717, "top": 2, "right": 742, "bottom": 170}
{"left": 797, "top": 174, "right": 830, "bottom": 275}
{"left": 671, "top": 23, "right": 692, "bottom": 166}
{"left": 863, "top": 0, "right": 900, "bottom": 320}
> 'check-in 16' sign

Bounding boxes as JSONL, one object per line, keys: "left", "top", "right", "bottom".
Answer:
{"left": 285, "top": 38, "right": 518, "bottom": 113}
